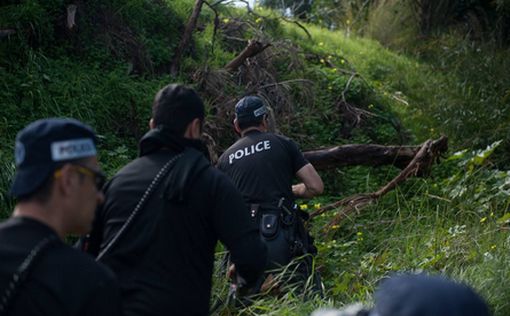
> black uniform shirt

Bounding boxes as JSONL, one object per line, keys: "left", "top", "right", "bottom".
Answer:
{"left": 217, "top": 130, "right": 308, "bottom": 205}
{"left": 87, "top": 147, "right": 267, "bottom": 316}
{"left": 0, "top": 217, "right": 121, "bottom": 316}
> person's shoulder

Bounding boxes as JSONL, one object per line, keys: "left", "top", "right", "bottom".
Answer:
{"left": 52, "top": 245, "right": 117, "bottom": 281}
{"left": 271, "top": 132, "right": 293, "bottom": 143}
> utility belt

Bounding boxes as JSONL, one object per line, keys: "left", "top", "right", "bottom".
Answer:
{"left": 249, "top": 198, "right": 316, "bottom": 270}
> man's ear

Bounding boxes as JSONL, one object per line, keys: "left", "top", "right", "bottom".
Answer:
{"left": 233, "top": 118, "right": 242, "bottom": 135}
{"left": 55, "top": 164, "right": 77, "bottom": 196}
{"left": 184, "top": 118, "right": 202, "bottom": 139}
{"left": 149, "top": 118, "right": 155, "bottom": 129}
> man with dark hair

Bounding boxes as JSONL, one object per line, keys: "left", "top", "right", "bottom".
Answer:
{"left": 82, "top": 84, "right": 267, "bottom": 316}
{"left": 217, "top": 95, "right": 324, "bottom": 291}
{"left": 0, "top": 118, "right": 121, "bottom": 316}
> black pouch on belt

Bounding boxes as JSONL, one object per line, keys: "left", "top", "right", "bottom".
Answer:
{"left": 260, "top": 213, "right": 279, "bottom": 239}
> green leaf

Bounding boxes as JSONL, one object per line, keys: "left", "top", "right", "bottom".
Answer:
{"left": 496, "top": 213, "right": 510, "bottom": 225}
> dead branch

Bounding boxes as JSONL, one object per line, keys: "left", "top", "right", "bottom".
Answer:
{"left": 224, "top": 39, "right": 271, "bottom": 72}
{"left": 171, "top": 0, "right": 205, "bottom": 75}
{"left": 67, "top": 4, "right": 78, "bottom": 30}
{"left": 309, "top": 136, "right": 448, "bottom": 228}
{"left": 280, "top": 16, "right": 312, "bottom": 39}
{"left": 304, "top": 136, "right": 448, "bottom": 171}
{"left": 203, "top": 1, "right": 220, "bottom": 55}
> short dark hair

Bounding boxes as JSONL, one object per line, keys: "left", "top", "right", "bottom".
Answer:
{"left": 237, "top": 115, "right": 265, "bottom": 130}
{"left": 152, "top": 84, "right": 205, "bottom": 135}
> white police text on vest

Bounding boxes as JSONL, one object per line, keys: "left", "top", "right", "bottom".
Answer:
{"left": 229, "top": 140, "right": 271, "bottom": 164}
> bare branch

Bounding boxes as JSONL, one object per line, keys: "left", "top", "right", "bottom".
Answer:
{"left": 309, "top": 136, "right": 449, "bottom": 227}
{"left": 224, "top": 39, "right": 271, "bottom": 72}
{"left": 170, "top": 0, "right": 205, "bottom": 75}
{"left": 67, "top": 4, "right": 78, "bottom": 30}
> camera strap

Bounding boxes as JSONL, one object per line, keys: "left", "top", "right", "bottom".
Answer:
{"left": 96, "top": 152, "right": 184, "bottom": 261}
{"left": 0, "top": 234, "right": 58, "bottom": 315}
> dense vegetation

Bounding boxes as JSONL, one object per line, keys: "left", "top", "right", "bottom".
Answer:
{"left": 1, "top": 0, "right": 509, "bottom": 315}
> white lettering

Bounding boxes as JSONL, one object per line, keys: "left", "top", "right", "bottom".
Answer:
{"left": 228, "top": 140, "right": 272, "bottom": 164}
{"left": 51, "top": 138, "right": 96, "bottom": 161}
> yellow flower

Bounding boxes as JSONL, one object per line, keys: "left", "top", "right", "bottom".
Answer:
{"left": 357, "top": 231, "right": 363, "bottom": 236}
{"left": 299, "top": 204, "right": 308, "bottom": 210}
{"left": 331, "top": 225, "right": 339, "bottom": 229}
{"left": 480, "top": 217, "right": 487, "bottom": 223}
{"left": 320, "top": 58, "right": 325, "bottom": 64}
{"left": 255, "top": 17, "right": 262, "bottom": 24}
{"left": 491, "top": 244, "right": 497, "bottom": 250}
{"left": 222, "top": 18, "right": 230, "bottom": 23}
{"left": 314, "top": 203, "right": 321, "bottom": 209}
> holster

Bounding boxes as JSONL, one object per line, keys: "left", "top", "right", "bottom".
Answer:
{"left": 252, "top": 199, "right": 316, "bottom": 270}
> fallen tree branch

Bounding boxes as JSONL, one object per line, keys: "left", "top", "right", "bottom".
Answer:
{"left": 224, "top": 39, "right": 271, "bottom": 72}
{"left": 309, "top": 136, "right": 448, "bottom": 228}
{"left": 304, "top": 136, "right": 447, "bottom": 171}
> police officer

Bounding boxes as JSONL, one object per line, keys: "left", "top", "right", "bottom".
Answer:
{"left": 0, "top": 118, "right": 121, "bottom": 316}
{"left": 217, "top": 95, "right": 324, "bottom": 289}
{"left": 82, "top": 84, "right": 267, "bottom": 316}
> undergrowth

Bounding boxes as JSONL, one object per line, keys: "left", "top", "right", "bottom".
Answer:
{"left": 1, "top": 1, "right": 509, "bottom": 315}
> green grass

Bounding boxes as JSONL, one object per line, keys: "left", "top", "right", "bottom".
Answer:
{"left": 1, "top": 0, "right": 510, "bottom": 314}
{"left": 210, "top": 146, "right": 510, "bottom": 315}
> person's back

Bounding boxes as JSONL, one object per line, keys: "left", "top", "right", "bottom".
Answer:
{"left": 217, "top": 96, "right": 323, "bottom": 291}
{"left": 0, "top": 218, "right": 119, "bottom": 316}
{"left": 82, "top": 84, "right": 267, "bottom": 315}
{"left": 0, "top": 118, "right": 121, "bottom": 316}
{"left": 218, "top": 130, "right": 304, "bottom": 204}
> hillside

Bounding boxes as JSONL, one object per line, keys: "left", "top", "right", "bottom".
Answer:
{"left": 1, "top": 0, "right": 510, "bottom": 315}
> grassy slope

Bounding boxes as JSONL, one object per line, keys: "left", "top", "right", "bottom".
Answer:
{"left": 1, "top": 1, "right": 509, "bottom": 315}
{"left": 208, "top": 22, "right": 510, "bottom": 315}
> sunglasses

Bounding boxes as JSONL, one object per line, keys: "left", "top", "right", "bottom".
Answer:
{"left": 55, "top": 164, "right": 106, "bottom": 191}
{"left": 73, "top": 164, "right": 106, "bottom": 190}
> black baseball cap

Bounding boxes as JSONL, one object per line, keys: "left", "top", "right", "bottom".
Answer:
{"left": 371, "top": 274, "right": 490, "bottom": 316}
{"left": 235, "top": 96, "right": 268, "bottom": 124}
{"left": 10, "top": 118, "right": 98, "bottom": 198}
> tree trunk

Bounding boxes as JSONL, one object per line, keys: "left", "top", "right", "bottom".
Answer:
{"left": 170, "top": 0, "right": 205, "bottom": 75}
{"left": 303, "top": 136, "right": 448, "bottom": 171}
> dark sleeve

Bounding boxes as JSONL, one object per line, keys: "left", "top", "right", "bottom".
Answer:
{"left": 211, "top": 171, "right": 267, "bottom": 284}
{"left": 280, "top": 136, "right": 308, "bottom": 173}
{"left": 81, "top": 271, "right": 122, "bottom": 316}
